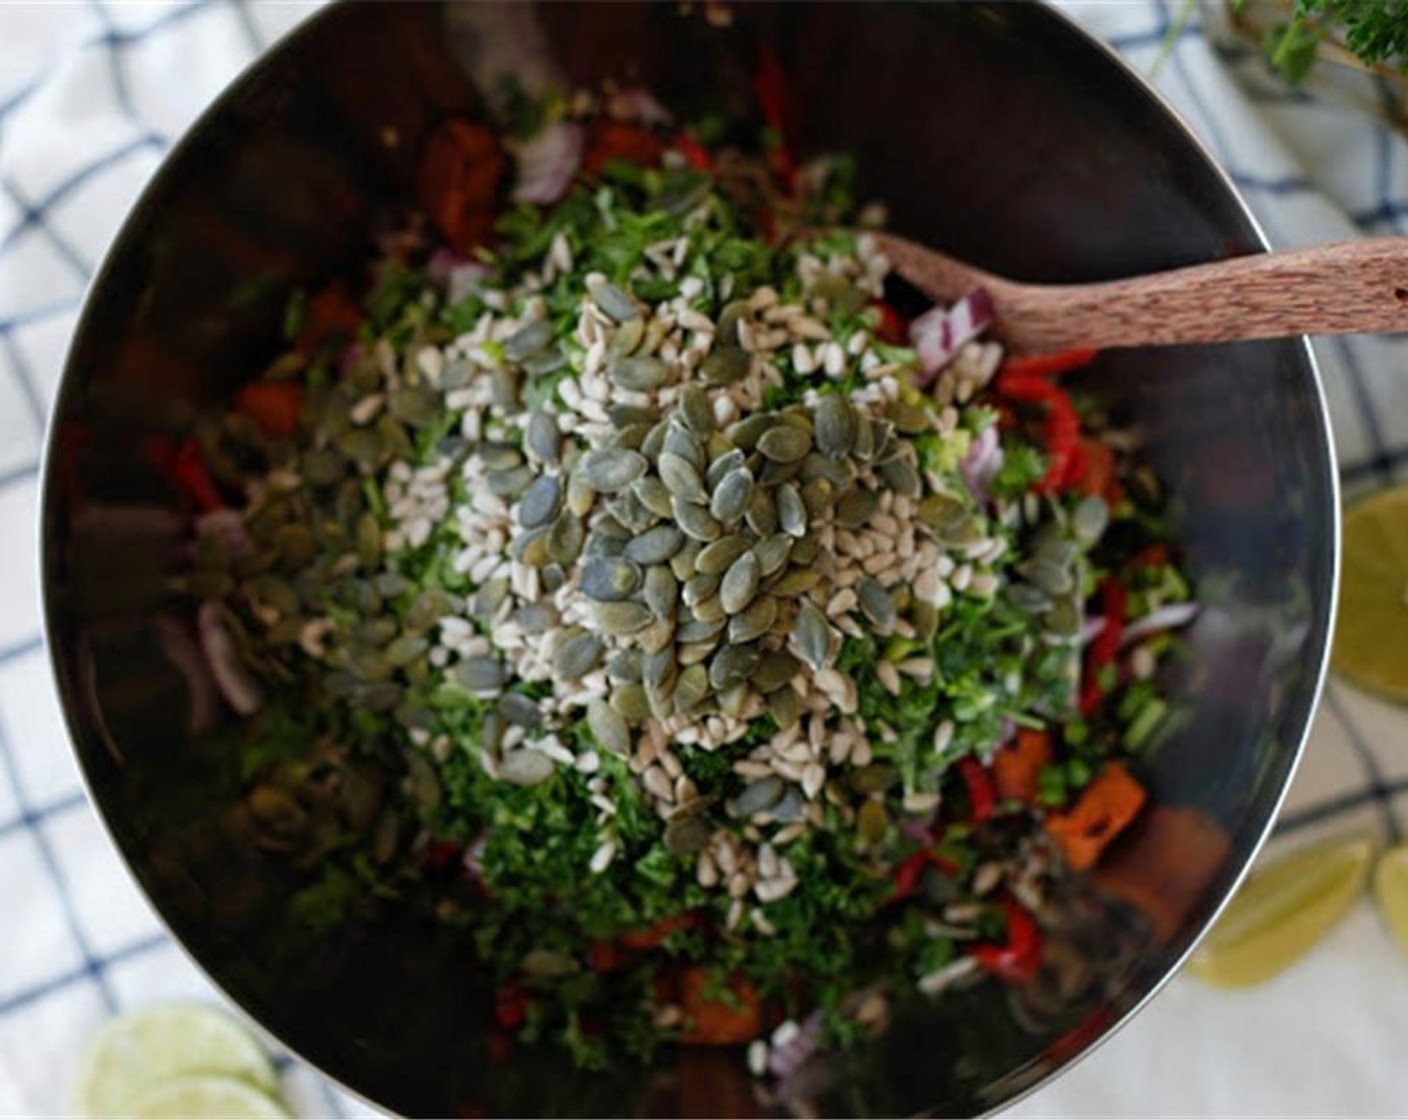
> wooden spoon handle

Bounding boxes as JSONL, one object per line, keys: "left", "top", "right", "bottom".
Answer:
{"left": 998, "top": 238, "right": 1408, "bottom": 353}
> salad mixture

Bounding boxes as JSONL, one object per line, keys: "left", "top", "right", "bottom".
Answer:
{"left": 165, "top": 74, "right": 1197, "bottom": 1089}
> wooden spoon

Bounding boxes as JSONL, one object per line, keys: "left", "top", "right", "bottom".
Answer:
{"left": 873, "top": 231, "right": 1408, "bottom": 355}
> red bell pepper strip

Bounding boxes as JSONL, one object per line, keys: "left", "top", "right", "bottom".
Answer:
{"left": 1079, "top": 579, "right": 1128, "bottom": 716}
{"left": 494, "top": 982, "right": 529, "bottom": 1029}
{"left": 889, "top": 847, "right": 959, "bottom": 903}
{"left": 675, "top": 131, "right": 713, "bottom": 172}
{"left": 969, "top": 896, "right": 1042, "bottom": 983}
{"left": 1000, "top": 347, "right": 1098, "bottom": 380}
{"left": 582, "top": 120, "right": 666, "bottom": 178}
{"left": 956, "top": 756, "right": 995, "bottom": 824}
{"left": 618, "top": 911, "right": 699, "bottom": 950}
{"left": 173, "top": 440, "right": 226, "bottom": 512}
{"left": 996, "top": 371, "right": 1083, "bottom": 494}
{"left": 871, "top": 300, "right": 907, "bottom": 345}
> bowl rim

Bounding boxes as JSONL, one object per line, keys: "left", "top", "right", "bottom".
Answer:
{"left": 37, "top": 2, "right": 1341, "bottom": 1116}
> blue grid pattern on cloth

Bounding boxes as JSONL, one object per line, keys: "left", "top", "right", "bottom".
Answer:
{"left": 1, "top": 2, "right": 1406, "bottom": 1117}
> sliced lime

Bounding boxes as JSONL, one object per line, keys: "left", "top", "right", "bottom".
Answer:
{"left": 129, "top": 1075, "right": 290, "bottom": 1119}
{"left": 1333, "top": 485, "right": 1408, "bottom": 701}
{"left": 1188, "top": 833, "right": 1374, "bottom": 989}
{"left": 1373, "top": 843, "right": 1408, "bottom": 957}
{"left": 73, "top": 1003, "right": 277, "bottom": 1118}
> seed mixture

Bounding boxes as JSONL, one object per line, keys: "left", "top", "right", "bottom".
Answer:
{"left": 167, "top": 76, "right": 1197, "bottom": 1093}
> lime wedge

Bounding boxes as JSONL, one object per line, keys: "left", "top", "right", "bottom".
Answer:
{"left": 1188, "top": 833, "right": 1374, "bottom": 989}
{"left": 73, "top": 1003, "right": 277, "bottom": 1118}
{"left": 1333, "top": 485, "right": 1408, "bottom": 701}
{"left": 129, "top": 1075, "right": 290, "bottom": 1119}
{"left": 1373, "top": 843, "right": 1408, "bottom": 956}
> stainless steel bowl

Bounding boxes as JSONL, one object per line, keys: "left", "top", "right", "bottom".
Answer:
{"left": 41, "top": 3, "right": 1337, "bottom": 1115}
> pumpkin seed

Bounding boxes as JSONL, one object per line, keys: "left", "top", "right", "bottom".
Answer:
{"left": 658, "top": 452, "right": 707, "bottom": 503}
{"left": 837, "top": 488, "right": 880, "bottom": 528}
{"left": 728, "top": 595, "right": 778, "bottom": 643}
{"left": 776, "top": 483, "right": 807, "bottom": 538}
{"left": 611, "top": 421, "right": 654, "bottom": 453}
{"left": 692, "top": 593, "right": 727, "bottom": 623}
{"left": 587, "top": 699, "right": 631, "bottom": 757}
{"left": 519, "top": 474, "right": 563, "bottom": 528}
{"left": 1029, "top": 560, "right": 1074, "bottom": 597}
{"left": 857, "top": 577, "right": 897, "bottom": 630}
{"left": 594, "top": 281, "right": 639, "bottom": 323}
{"left": 1046, "top": 596, "right": 1081, "bottom": 638}
{"left": 1006, "top": 583, "right": 1050, "bottom": 614}
{"left": 523, "top": 346, "right": 567, "bottom": 377}
{"left": 607, "top": 315, "right": 645, "bottom": 360}
{"left": 769, "top": 686, "right": 801, "bottom": 728}
{"left": 758, "top": 426, "right": 812, "bottom": 463}
{"left": 730, "top": 776, "right": 783, "bottom": 818}
{"left": 716, "top": 300, "right": 749, "bottom": 346}
{"left": 695, "top": 535, "right": 750, "bottom": 576}
{"left": 677, "top": 616, "right": 726, "bottom": 643}
{"left": 801, "top": 478, "right": 833, "bottom": 517}
{"left": 609, "top": 403, "right": 654, "bottom": 428}
{"left": 754, "top": 650, "right": 802, "bottom": 692}
{"left": 887, "top": 400, "right": 932, "bottom": 435}
{"left": 770, "top": 568, "right": 821, "bottom": 596}
{"left": 453, "top": 657, "right": 505, "bottom": 692}
{"left": 579, "top": 447, "right": 648, "bottom": 491}
{"left": 634, "top": 475, "right": 675, "bottom": 519}
{"left": 745, "top": 488, "right": 778, "bottom": 536}
{"left": 566, "top": 471, "right": 597, "bottom": 518}
{"left": 640, "top": 418, "right": 669, "bottom": 461}
{"left": 500, "top": 749, "right": 556, "bottom": 787}
{"left": 727, "top": 413, "right": 771, "bottom": 451}
{"left": 547, "top": 511, "right": 585, "bottom": 566}
{"left": 851, "top": 416, "right": 875, "bottom": 461}
{"left": 673, "top": 497, "right": 722, "bottom": 542}
{"left": 595, "top": 601, "right": 653, "bottom": 635}
{"left": 612, "top": 683, "right": 651, "bottom": 719}
{"left": 514, "top": 603, "right": 558, "bottom": 634}
{"left": 610, "top": 355, "right": 671, "bottom": 391}
{"left": 677, "top": 639, "right": 719, "bottom": 666}
{"left": 918, "top": 493, "right": 966, "bottom": 530}
{"left": 385, "top": 635, "right": 428, "bottom": 667}
{"left": 489, "top": 367, "right": 521, "bottom": 410}
{"left": 857, "top": 799, "right": 890, "bottom": 846}
{"left": 489, "top": 465, "right": 535, "bottom": 497}
{"left": 499, "top": 693, "right": 543, "bottom": 729}
{"left": 609, "top": 649, "right": 644, "bottom": 684}
{"left": 815, "top": 395, "right": 857, "bottom": 459}
{"left": 710, "top": 468, "right": 753, "bottom": 524}
{"left": 553, "top": 629, "right": 604, "bottom": 679}
{"left": 503, "top": 319, "right": 554, "bottom": 361}
{"left": 1073, "top": 496, "right": 1110, "bottom": 546}
{"left": 673, "top": 664, "right": 710, "bottom": 713}
{"left": 719, "top": 682, "right": 751, "bottom": 719}
{"left": 720, "top": 551, "right": 761, "bottom": 614}
{"left": 701, "top": 346, "right": 750, "bottom": 386}
{"left": 643, "top": 565, "right": 677, "bottom": 621}
{"left": 389, "top": 384, "right": 439, "bottom": 428}
{"left": 683, "top": 572, "right": 721, "bottom": 607}
{"left": 878, "top": 457, "right": 921, "bottom": 496}
{"left": 303, "top": 448, "right": 344, "bottom": 486}
{"left": 752, "top": 534, "right": 793, "bottom": 578}
{"left": 912, "top": 599, "right": 940, "bottom": 643}
{"left": 706, "top": 447, "right": 746, "bottom": 489}
{"left": 795, "top": 601, "right": 832, "bottom": 670}
{"left": 639, "top": 617, "right": 675, "bottom": 655}
{"left": 665, "top": 815, "right": 712, "bottom": 855}
{"left": 580, "top": 556, "right": 643, "bottom": 601}
{"left": 680, "top": 384, "right": 714, "bottom": 434}
{"left": 671, "top": 540, "right": 701, "bottom": 580}
{"left": 709, "top": 643, "right": 759, "bottom": 691}
{"left": 662, "top": 423, "right": 703, "bottom": 469}
{"left": 643, "top": 647, "right": 678, "bottom": 692}
{"left": 626, "top": 524, "right": 686, "bottom": 565}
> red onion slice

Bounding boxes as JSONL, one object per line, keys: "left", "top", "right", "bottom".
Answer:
{"left": 197, "top": 602, "right": 264, "bottom": 716}
{"left": 911, "top": 288, "right": 994, "bottom": 385}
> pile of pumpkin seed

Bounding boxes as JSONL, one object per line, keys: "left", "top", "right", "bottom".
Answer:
{"left": 187, "top": 205, "right": 1105, "bottom": 922}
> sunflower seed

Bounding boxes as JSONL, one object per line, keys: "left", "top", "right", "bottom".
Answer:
{"left": 504, "top": 319, "right": 555, "bottom": 361}
{"left": 595, "top": 601, "right": 653, "bottom": 635}
{"left": 776, "top": 483, "right": 807, "bottom": 538}
{"left": 453, "top": 657, "right": 505, "bottom": 692}
{"left": 594, "top": 282, "right": 639, "bottom": 323}
{"left": 709, "top": 468, "right": 753, "bottom": 524}
{"left": 857, "top": 578, "right": 897, "bottom": 630}
{"left": 588, "top": 699, "right": 631, "bottom": 757}
{"left": 553, "top": 629, "right": 604, "bottom": 679}
{"left": 580, "top": 556, "right": 643, "bottom": 601}
{"left": 518, "top": 475, "right": 563, "bottom": 529}
{"left": 500, "top": 749, "right": 556, "bottom": 787}
{"left": 701, "top": 346, "right": 750, "bottom": 386}
{"left": 626, "top": 524, "right": 686, "bottom": 564}
{"left": 664, "top": 815, "right": 712, "bottom": 855}
{"left": 720, "top": 551, "right": 761, "bottom": 614}
{"left": 634, "top": 475, "right": 675, "bottom": 519}
{"left": 728, "top": 595, "right": 778, "bottom": 643}
{"left": 579, "top": 448, "right": 648, "bottom": 491}
{"left": 794, "top": 601, "right": 832, "bottom": 670}
{"left": 674, "top": 497, "right": 722, "bottom": 542}
{"left": 695, "top": 535, "right": 750, "bottom": 576}
{"left": 730, "top": 776, "right": 783, "bottom": 817}
{"left": 610, "top": 355, "right": 671, "bottom": 391}
{"left": 814, "top": 395, "right": 856, "bottom": 459}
